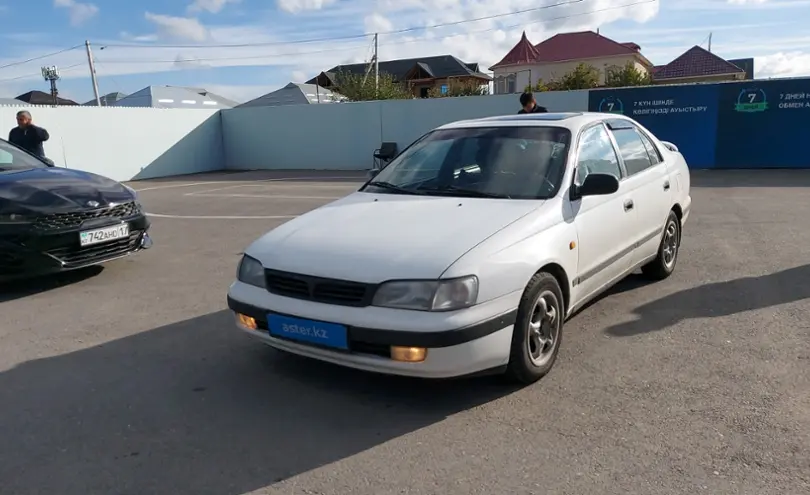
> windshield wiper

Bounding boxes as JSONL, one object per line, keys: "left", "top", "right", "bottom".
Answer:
{"left": 418, "top": 185, "right": 509, "bottom": 199}
{"left": 365, "top": 181, "right": 422, "bottom": 195}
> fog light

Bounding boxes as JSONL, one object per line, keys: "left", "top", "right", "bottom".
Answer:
{"left": 391, "top": 346, "right": 427, "bottom": 362}
{"left": 236, "top": 313, "right": 257, "bottom": 330}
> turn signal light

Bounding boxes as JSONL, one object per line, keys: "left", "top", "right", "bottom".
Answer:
{"left": 236, "top": 313, "right": 257, "bottom": 330}
{"left": 390, "top": 346, "right": 427, "bottom": 362}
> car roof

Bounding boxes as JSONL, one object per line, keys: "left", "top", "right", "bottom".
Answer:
{"left": 435, "top": 111, "right": 633, "bottom": 133}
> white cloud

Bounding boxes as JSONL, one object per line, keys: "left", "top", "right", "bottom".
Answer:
{"left": 277, "top": 0, "right": 338, "bottom": 14}
{"left": 3, "top": 0, "right": 810, "bottom": 98}
{"left": 187, "top": 0, "right": 240, "bottom": 14}
{"left": 672, "top": 0, "right": 810, "bottom": 10}
{"left": 364, "top": 13, "right": 394, "bottom": 33}
{"left": 144, "top": 12, "right": 209, "bottom": 42}
{"left": 53, "top": 0, "right": 98, "bottom": 26}
{"left": 756, "top": 51, "right": 810, "bottom": 78}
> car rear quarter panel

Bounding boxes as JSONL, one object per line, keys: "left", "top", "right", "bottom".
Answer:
{"left": 441, "top": 197, "right": 578, "bottom": 304}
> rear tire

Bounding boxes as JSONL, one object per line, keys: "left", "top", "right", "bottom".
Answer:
{"left": 504, "top": 272, "right": 564, "bottom": 385}
{"left": 641, "top": 210, "right": 680, "bottom": 280}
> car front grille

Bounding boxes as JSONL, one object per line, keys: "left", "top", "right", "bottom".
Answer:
{"left": 265, "top": 269, "right": 374, "bottom": 307}
{"left": 34, "top": 202, "right": 141, "bottom": 231}
{"left": 46, "top": 230, "right": 143, "bottom": 267}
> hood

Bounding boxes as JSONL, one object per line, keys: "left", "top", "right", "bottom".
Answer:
{"left": 246, "top": 191, "right": 543, "bottom": 281}
{"left": 0, "top": 167, "right": 134, "bottom": 214}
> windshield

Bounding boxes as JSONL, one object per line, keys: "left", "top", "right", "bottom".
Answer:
{"left": 0, "top": 139, "right": 47, "bottom": 171}
{"left": 363, "top": 126, "right": 571, "bottom": 200}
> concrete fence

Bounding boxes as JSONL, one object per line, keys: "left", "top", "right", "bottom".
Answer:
{"left": 0, "top": 106, "right": 222, "bottom": 182}
{"left": 4, "top": 77, "right": 808, "bottom": 182}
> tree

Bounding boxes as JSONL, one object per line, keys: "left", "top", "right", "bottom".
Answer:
{"left": 330, "top": 69, "right": 412, "bottom": 102}
{"left": 556, "top": 63, "right": 601, "bottom": 90}
{"left": 428, "top": 80, "right": 489, "bottom": 98}
{"left": 604, "top": 61, "right": 651, "bottom": 88}
{"left": 524, "top": 79, "right": 558, "bottom": 93}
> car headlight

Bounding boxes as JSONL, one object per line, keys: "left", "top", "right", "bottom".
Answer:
{"left": 237, "top": 254, "right": 266, "bottom": 288}
{"left": 0, "top": 213, "right": 33, "bottom": 224}
{"left": 372, "top": 276, "right": 478, "bottom": 311}
{"left": 123, "top": 184, "right": 138, "bottom": 199}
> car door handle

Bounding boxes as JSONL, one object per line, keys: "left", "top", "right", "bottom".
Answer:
{"left": 624, "top": 199, "right": 634, "bottom": 211}
{"left": 663, "top": 181, "right": 670, "bottom": 191}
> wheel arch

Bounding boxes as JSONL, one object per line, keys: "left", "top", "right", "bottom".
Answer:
{"left": 670, "top": 203, "right": 683, "bottom": 245}
{"left": 535, "top": 262, "right": 570, "bottom": 314}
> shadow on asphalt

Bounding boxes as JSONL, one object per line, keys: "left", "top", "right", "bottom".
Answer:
{"left": 0, "top": 310, "right": 519, "bottom": 495}
{"left": 691, "top": 169, "right": 810, "bottom": 188}
{"left": 605, "top": 264, "right": 810, "bottom": 337}
{"left": 0, "top": 266, "right": 103, "bottom": 303}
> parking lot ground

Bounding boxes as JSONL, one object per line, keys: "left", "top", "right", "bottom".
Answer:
{"left": 1, "top": 170, "right": 808, "bottom": 495}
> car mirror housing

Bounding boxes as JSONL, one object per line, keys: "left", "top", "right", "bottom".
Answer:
{"left": 573, "top": 173, "right": 620, "bottom": 199}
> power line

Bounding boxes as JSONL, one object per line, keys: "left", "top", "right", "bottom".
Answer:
{"left": 98, "top": 0, "right": 589, "bottom": 49}
{"left": 0, "top": 63, "right": 85, "bottom": 83}
{"left": 0, "top": 45, "right": 83, "bottom": 71}
{"left": 96, "top": 0, "right": 657, "bottom": 66}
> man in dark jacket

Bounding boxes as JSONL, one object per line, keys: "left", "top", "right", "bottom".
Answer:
{"left": 9, "top": 110, "right": 49, "bottom": 158}
{"left": 518, "top": 92, "right": 548, "bottom": 114}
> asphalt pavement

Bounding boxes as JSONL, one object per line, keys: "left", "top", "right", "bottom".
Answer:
{"left": 0, "top": 169, "right": 807, "bottom": 495}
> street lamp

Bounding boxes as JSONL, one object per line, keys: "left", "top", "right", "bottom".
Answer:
{"left": 41, "top": 65, "right": 61, "bottom": 106}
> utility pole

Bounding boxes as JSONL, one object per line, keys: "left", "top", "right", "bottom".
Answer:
{"left": 708, "top": 32, "right": 712, "bottom": 53}
{"left": 374, "top": 33, "right": 379, "bottom": 96}
{"left": 85, "top": 40, "right": 101, "bottom": 106}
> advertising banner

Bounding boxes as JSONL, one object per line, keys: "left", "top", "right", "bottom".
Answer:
{"left": 715, "top": 79, "right": 810, "bottom": 168}
{"left": 588, "top": 84, "right": 721, "bottom": 169}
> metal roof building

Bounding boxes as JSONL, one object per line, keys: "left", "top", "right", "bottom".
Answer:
{"left": 83, "top": 92, "right": 128, "bottom": 106}
{"left": 237, "top": 82, "right": 346, "bottom": 108}
{"left": 112, "top": 85, "right": 238, "bottom": 109}
{"left": 0, "top": 98, "right": 26, "bottom": 106}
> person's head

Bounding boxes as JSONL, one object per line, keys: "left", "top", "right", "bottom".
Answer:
{"left": 519, "top": 92, "right": 536, "bottom": 111}
{"left": 16, "top": 110, "right": 31, "bottom": 128}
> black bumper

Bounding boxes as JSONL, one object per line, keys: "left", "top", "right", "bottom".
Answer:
{"left": 226, "top": 295, "right": 517, "bottom": 352}
{"left": 0, "top": 213, "right": 151, "bottom": 279}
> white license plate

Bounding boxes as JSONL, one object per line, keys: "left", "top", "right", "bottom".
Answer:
{"left": 79, "top": 224, "right": 130, "bottom": 247}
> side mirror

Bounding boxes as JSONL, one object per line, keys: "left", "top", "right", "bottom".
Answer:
{"left": 660, "top": 141, "right": 679, "bottom": 152}
{"left": 574, "top": 173, "right": 619, "bottom": 199}
{"left": 366, "top": 168, "right": 380, "bottom": 180}
{"left": 42, "top": 157, "right": 55, "bottom": 167}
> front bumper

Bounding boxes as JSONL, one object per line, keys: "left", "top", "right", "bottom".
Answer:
{"left": 226, "top": 287, "right": 519, "bottom": 379}
{"left": 0, "top": 213, "right": 152, "bottom": 279}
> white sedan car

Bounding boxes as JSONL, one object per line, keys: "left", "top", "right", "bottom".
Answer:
{"left": 227, "top": 112, "right": 691, "bottom": 384}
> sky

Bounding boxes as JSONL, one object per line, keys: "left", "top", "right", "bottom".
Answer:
{"left": 0, "top": 0, "right": 809, "bottom": 104}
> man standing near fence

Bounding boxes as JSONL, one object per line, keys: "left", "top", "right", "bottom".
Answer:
{"left": 518, "top": 92, "right": 548, "bottom": 114}
{"left": 8, "top": 110, "right": 49, "bottom": 159}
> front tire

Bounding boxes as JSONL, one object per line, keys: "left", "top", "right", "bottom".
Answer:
{"left": 641, "top": 210, "right": 681, "bottom": 280}
{"left": 504, "top": 272, "right": 564, "bottom": 385}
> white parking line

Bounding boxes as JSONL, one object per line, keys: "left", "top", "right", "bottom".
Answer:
{"left": 134, "top": 176, "right": 363, "bottom": 192}
{"left": 146, "top": 212, "right": 298, "bottom": 219}
{"left": 190, "top": 193, "right": 343, "bottom": 199}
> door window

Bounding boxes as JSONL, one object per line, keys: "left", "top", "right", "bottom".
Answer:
{"left": 611, "top": 128, "right": 654, "bottom": 176}
{"left": 635, "top": 128, "right": 662, "bottom": 165}
{"left": 575, "top": 124, "right": 622, "bottom": 184}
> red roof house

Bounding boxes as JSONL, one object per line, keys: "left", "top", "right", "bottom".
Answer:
{"left": 490, "top": 30, "right": 654, "bottom": 93}
{"left": 652, "top": 45, "right": 747, "bottom": 84}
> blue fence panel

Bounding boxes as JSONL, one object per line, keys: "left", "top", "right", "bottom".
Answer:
{"left": 588, "top": 84, "right": 721, "bottom": 169}
{"left": 714, "top": 79, "right": 810, "bottom": 169}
